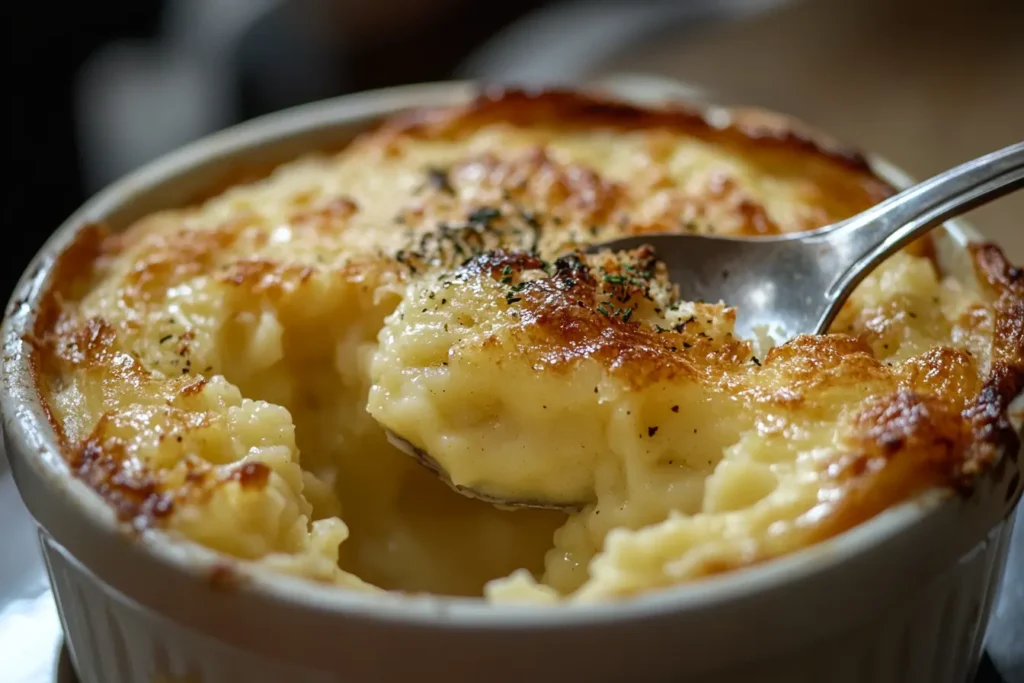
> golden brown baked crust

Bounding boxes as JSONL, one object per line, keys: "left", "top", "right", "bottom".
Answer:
{"left": 368, "top": 88, "right": 894, "bottom": 237}
{"left": 25, "top": 88, "right": 1024, "bottom": 599}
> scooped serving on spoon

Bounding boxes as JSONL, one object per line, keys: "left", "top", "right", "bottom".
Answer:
{"left": 374, "top": 141, "right": 1024, "bottom": 511}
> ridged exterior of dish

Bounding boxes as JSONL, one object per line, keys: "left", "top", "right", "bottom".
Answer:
{"left": 38, "top": 514, "right": 1015, "bottom": 683}
{"left": 41, "top": 532, "right": 335, "bottom": 683}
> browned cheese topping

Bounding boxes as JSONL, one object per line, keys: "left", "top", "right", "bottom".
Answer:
{"left": 30, "top": 90, "right": 1023, "bottom": 600}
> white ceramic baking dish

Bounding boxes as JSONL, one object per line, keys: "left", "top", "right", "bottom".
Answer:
{"left": 2, "top": 79, "right": 1022, "bottom": 683}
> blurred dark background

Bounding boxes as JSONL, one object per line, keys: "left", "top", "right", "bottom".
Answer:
{"left": 2, "top": 2, "right": 1022, "bottom": 681}
{"left": 6, "top": 0, "right": 548, "bottom": 296}
{"left": 9, "top": 4, "right": 159, "bottom": 288}
{"left": 7, "top": 0, "right": 1022, "bottom": 308}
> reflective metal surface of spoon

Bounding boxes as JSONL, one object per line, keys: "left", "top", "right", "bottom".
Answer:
{"left": 389, "top": 141, "right": 1024, "bottom": 510}
{"left": 385, "top": 432, "right": 582, "bottom": 511}
{"left": 596, "top": 141, "right": 1024, "bottom": 342}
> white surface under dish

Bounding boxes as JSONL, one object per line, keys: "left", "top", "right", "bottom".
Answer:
{"left": 0, "top": 467, "right": 63, "bottom": 683}
{"left": 2, "top": 79, "right": 1022, "bottom": 683}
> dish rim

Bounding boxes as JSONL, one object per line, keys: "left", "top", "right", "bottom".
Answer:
{"left": 1, "top": 79, "right": 1019, "bottom": 630}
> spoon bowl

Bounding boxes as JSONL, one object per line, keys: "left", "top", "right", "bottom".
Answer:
{"left": 584, "top": 231, "right": 833, "bottom": 342}
{"left": 595, "top": 141, "right": 1024, "bottom": 343}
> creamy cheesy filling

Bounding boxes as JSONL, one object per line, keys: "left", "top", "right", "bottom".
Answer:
{"left": 34, "top": 92, "right": 1019, "bottom": 602}
{"left": 370, "top": 247, "right": 985, "bottom": 600}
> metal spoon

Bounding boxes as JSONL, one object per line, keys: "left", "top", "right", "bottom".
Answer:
{"left": 388, "top": 141, "right": 1024, "bottom": 509}
{"left": 599, "top": 141, "right": 1024, "bottom": 342}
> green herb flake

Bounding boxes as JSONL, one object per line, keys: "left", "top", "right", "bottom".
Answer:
{"left": 468, "top": 207, "right": 501, "bottom": 225}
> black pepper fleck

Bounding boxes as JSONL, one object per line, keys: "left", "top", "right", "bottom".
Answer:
{"left": 425, "top": 167, "right": 454, "bottom": 195}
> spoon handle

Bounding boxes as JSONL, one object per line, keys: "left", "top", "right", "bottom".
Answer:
{"left": 816, "top": 141, "right": 1024, "bottom": 332}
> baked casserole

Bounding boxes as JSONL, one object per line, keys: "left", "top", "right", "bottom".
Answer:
{"left": 30, "top": 90, "right": 1024, "bottom": 602}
